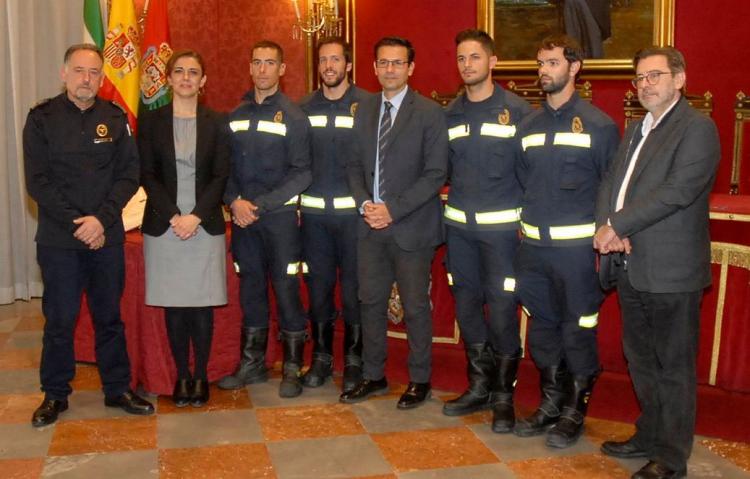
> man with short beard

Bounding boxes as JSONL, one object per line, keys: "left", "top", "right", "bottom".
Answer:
{"left": 441, "top": 29, "right": 531, "bottom": 435}
{"left": 24, "top": 44, "right": 154, "bottom": 426}
{"left": 298, "top": 38, "right": 372, "bottom": 392}
{"left": 512, "top": 35, "right": 619, "bottom": 448}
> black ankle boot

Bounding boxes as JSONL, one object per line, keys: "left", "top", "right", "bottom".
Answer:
{"left": 279, "top": 329, "right": 306, "bottom": 398}
{"left": 442, "top": 343, "right": 494, "bottom": 416}
{"left": 514, "top": 361, "right": 569, "bottom": 437}
{"left": 190, "top": 378, "right": 210, "bottom": 408}
{"left": 491, "top": 350, "right": 521, "bottom": 433}
{"left": 546, "top": 371, "right": 599, "bottom": 448}
{"left": 217, "top": 327, "right": 269, "bottom": 390}
{"left": 172, "top": 378, "right": 191, "bottom": 407}
{"left": 342, "top": 323, "right": 363, "bottom": 393}
{"left": 302, "top": 320, "right": 334, "bottom": 388}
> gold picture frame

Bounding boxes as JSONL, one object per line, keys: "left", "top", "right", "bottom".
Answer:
{"left": 478, "top": 0, "right": 675, "bottom": 77}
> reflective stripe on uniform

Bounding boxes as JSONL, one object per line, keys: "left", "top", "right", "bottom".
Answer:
{"left": 446, "top": 273, "right": 454, "bottom": 286}
{"left": 549, "top": 223, "right": 595, "bottom": 240}
{"left": 503, "top": 277, "right": 516, "bottom": 292}
{"left": 553, "top": 132, "right": 591, "bottom": 148}
{"left": 579, "top": 313, "right": 598, "bottom": 328}
{"left": 334, "top": 116, "right": 354, "bottom": 128}
{"left": 480, "top": 123, "right": 516, "bottom": 138}
{"left": 284, "top": 195, "right": 299, "bottom": 206}
{"left": 333, "top": 196, "right": 356, "bottom": 209}
{"left": 448, "top": 124, "right": 470, "bottom": 141}
{"left": 521, "top": 222, "right": 540, "bottom": 240}
{"left": 229, "top": 120, "right": 250, "bottom": 132}
{"left": 475, "top": 208, "right": 520, "bottom": 225}
{"left": 233, "top": 262, "right": 240, "bottom": 273}
{"left": 286, "top": 263, "right": 298, "bottom": 275}
{"left": 257, "top": 120, "right": 287, "bottom": 136}
{"left": 308, "top": 115, "right": 327, "bottom": 127}
{"left": 300, "top": 195, "right": 325, "bottom": 209}
{"left": 444, "top": 205, "right": 467, "bottom": 223}
{"left": 521, "top": 133, "right": 545, "bottom": 151}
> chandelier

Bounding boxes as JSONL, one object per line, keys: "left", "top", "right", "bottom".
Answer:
{"left": 291, "top": 0, "right": 342, "bottom": 40}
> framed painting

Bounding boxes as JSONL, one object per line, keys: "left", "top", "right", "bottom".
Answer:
{"left": 477, "top": 0, "right": 675, "bottom": 76}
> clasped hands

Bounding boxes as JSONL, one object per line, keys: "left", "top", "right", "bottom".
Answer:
{"left": 73, "top": 216, "right": 105, "bottom": 250}
{"left": 230, "top": 198, "right": 259, "bottom": 228}
{"left": 593, "top": 224, "right": 632, "bottom": 255}
{"left": 363, "top": 201, "right": 392, "bottom": 230}
{"left": 170, "top": 214, "right": 201, "bottom": 240}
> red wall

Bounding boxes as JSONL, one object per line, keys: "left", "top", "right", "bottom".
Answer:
{"left": 354, "top": 0, "right": 750, "bottom": 194}
{"left": 165, "top": 0, "right": 307, "bottom": 111}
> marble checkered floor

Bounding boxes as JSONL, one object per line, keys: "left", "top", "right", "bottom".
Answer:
{"left": 1, "top": 300, "right": 749, "bottom": 478}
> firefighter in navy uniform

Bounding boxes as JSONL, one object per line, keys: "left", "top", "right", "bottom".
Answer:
{"left": 24, "top": 44, "right": 154, "bottom": 427}
{"left": 513, "top": 35, "right": 619, "bottom": 448}
{"left": 218, "top": 40, "right": 312, "bottom": 398}
{"left": 441, "top": 30, "right": 532, "bottom": 434}
{"left": 298, "top": 38, "right": 372, "bottom": 393}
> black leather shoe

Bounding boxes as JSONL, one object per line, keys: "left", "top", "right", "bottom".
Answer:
{"left": 104, "top": 390, "right": 155, "bottom": 415}
{"left": 172, "top": 379, "right": 191, "bottom": 408}
{"left": 631, "top": 461, "right": 686, "bottom": 479}
{"left": 190, "top": 379, "right": 209, "bottom": 408}
{"left": 601, "top": 438, "right": 649, "bottom": 459}
{"left": 32, "top": 398, "right": 68, "bottom": 427}
{"left": 397, "top": 382, "right": 431, "bottom": 409}
{"left": 339, "top": 378, "right": 389, "bottom": 404}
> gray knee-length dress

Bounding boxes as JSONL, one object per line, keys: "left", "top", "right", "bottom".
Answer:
{"left": 144, "top": 116, "right": 227, "bottom": 307}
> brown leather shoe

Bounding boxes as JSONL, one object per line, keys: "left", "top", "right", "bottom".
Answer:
{"left": 631, "top": 461, "right": 686, "bottom": 479}
{"left": 397, "top": 382, "right": 431, "bottom": 409}
{"left": 32, "top": 398, "right": 68, "bottom": 427}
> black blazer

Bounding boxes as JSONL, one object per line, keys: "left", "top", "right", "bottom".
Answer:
{"left": 595, "top": 97, "right": 720, "bottom": 293}
{"left": 138, "top": 103, "right": 230, "bottom": 236}
{"left": 347, "top": 88, "right": 449, "bottom": 251}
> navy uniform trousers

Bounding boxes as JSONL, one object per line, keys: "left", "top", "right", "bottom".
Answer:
{"left": 231, "top": 211, "right": 306, "bottom": 332}
{"left": 301, "top": 213, "right": 360, "bottom": 325}
{"left": 445, "top": 226, "right": 520, "bottom": 355}
{"left": 37, "top": 244, "right": 131, "bottom": 400}
{"left": 514, "top": 243, "right": 602, "bottom": 376}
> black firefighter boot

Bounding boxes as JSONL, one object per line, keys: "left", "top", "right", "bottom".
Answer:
{"left": 546, "top": 372, "right": 599, "bottom": 448}
{"left": 279, "top": 330, "right": 306, "bottom": 398}
{"left": 217, "top": 326, "right": 269, "bottom": 390}
{"left": 491, "top": 350, "right": 521, "bottom": 433}
{"left": 302, "top": 320, "right": 334, "bottom": 387}
{"left": 513, "top": 361, "right": 569, "bottom": 437}
{"left": 442, "top": 343, "right": 494, "bottom": 416}
{"left": 342, "top": 323, "right": 363, "bottom": 393}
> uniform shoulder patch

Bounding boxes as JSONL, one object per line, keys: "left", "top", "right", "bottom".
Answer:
{"left": 109, "top": 100, "right": 128, "bottom": 115}
{"left": 29, "top": 97, "right": 52, "bottom": 111}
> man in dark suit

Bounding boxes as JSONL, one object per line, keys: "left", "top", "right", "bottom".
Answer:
{"left": 340, "top": 36, "right": 449, "bottom": 409}
{"left": 594, "top": 46, "right": 720, "bottom": 479}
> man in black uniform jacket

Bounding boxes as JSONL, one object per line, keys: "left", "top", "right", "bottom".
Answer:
{"left": 24, "top": 44, "right": 154, "bottom": 427}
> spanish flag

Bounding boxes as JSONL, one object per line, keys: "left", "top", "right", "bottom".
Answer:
{"left": 140, "top": 0, "right": 173, "bottom": 112}
{"left": 100, "top": 0, "right": 141, "bottom": 130}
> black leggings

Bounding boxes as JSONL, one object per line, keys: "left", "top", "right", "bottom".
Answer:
{"left": 164, "top": 307, "right": 214, "bottom": 380}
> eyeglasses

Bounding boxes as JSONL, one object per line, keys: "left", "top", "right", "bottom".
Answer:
{"left": 375, "top": 59, "right": 409, "bottom": 69}
{"left": 631, "top": 71, "right": 672, "bottom": 88}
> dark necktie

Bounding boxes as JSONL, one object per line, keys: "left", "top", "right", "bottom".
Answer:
{"left": 378, "top": 101, "right": 393, "bottom": 200}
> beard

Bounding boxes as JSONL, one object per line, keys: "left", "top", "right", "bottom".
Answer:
{"left": 539, "top": 74, "right": 570, "bottom": 94}
{"left": 320, "top": 69, "right": 346, "bottom": 88}
{"left": 72, "top": 85, "right": 96, "bottom": 103}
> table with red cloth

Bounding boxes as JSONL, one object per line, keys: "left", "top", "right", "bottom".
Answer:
{"left": 73, "top": 195, "right": 750, "bottom": 396}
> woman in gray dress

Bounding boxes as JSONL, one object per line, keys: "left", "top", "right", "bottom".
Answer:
{"left": 139, "top": 50, "right": 230, "bottom": 407}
